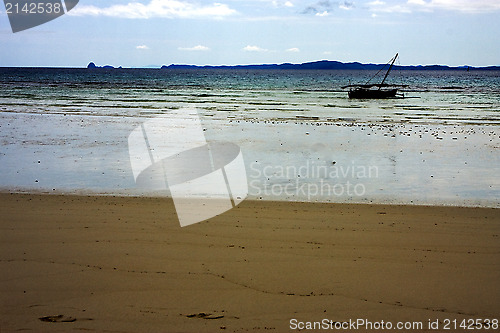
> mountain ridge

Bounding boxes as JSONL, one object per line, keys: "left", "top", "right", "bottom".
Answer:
{"left": 86, "top": 61, "right": 500, "bottom": 71}
{"left": 161, "top": 60, "right": 500, "bottom": 71}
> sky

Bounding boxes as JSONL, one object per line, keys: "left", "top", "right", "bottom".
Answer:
{"left": 0, "top": 0, "right": 499, "bottom": 67}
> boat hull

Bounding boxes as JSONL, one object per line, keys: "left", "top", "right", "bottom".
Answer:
{"left": 348, "top": 88, "right": 398, "bottom": 99}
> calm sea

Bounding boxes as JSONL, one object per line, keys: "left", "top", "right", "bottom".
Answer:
{"left": 1, "top": 67, "right": 499, "bottom": 124}
{"left": 0, "top": 68, "right": 499, "bottom": 207}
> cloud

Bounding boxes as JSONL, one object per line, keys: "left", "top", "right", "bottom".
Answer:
{"left": 302, "top": 1, "right": 332, "bottom": 14}
{"left": 136, "top": 45, "right": 149, "bottom": 50}
{"left": 68, "top": 0, "right": 237, "bottom": 19}
{"left": 178, "top": 45, "right": 210, "bottom": 51}
{"left": 243, "top": 45, "right": 268, "bottom": 52}
{"left": 339, "top": 1, "right": 355, "bottom": 10}
{"left": 286, "top": 47, "right": 300, "bottom": 52}
{"left": 315, "top": 10, "right": 329, "bottom": 16}
{"left": 369, "top": 3, "right": 411, "bottom": 13}
{"left": 407, "top": 0, "right": 426, "bottom": 4}
{"left": 419, "top": 0, "right": 500, "bottom": 13}
{"left": 368, "top": 0, "right": 385, "bottom": 5}
{"left": 369, "top": 0, "right": 500, "bottom": 14}
{"left": 271, "top": 0, "right": 294, "bottom": 7}
{"left": 302, "top": 1, "right": 353, "bottom": 14}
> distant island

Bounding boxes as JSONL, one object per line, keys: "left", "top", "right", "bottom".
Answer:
{"left": 87, "top": 62, "right": 122, "bottom": 69}
{"left": 88, "top": 61, "right": 499, "bottom": 71}
{"left": 161, "top": 61, "right": 500, "bottom": 71}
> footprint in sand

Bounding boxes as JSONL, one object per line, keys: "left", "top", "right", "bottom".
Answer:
{"left": 39, "top": 315, "right": 93, "bottom": 323}
{"left": 185, "top": 312, "right": 224, "bottom": 320}
{"left": 39, "top": 315, "right": 76, "bottom": 323}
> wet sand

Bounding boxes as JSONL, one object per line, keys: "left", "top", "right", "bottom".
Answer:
{"left": 1, "top": 111, "right": 498, "bottom": 207}
{"left": 1, "top": 193, "right": 499, "bottom": 332}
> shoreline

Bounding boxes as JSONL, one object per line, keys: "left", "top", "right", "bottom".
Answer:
{"left": 1, "top": 192, "right": 499, "bottom": 332}
{"left": 1, "top": 111, "right": 498, "bottom": 208}
{"left": 1, "top": 188, "right": 498, "bottom": 209}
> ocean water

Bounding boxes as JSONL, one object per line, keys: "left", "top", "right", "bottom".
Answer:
{"left": 0, "top": 68, "right": 499, "bottom": 207}
{"left": 1, "top": 68, "right": 499, "bottom": 124}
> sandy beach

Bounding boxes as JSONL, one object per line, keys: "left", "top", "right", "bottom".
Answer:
{"left": 2, "top": 3, "right": 499, "bottom": 332}
{"left": 1, "top": 192, "right": 498, "bottom": 332}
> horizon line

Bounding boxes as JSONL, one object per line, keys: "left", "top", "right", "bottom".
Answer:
{"left": 2, "top": 60, "right": 499, "bottom": 69}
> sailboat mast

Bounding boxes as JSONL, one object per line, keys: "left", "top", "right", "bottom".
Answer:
{"left": 380, "top": 53, "right": 398, "bottom": 85}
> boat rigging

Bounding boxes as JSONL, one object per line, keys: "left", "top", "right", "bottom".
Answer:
{"left": 342, "top": 53, "right": 408, "bottom": 99}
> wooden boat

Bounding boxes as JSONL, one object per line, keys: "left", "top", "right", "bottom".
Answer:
{"left": 346, "top": 84, "right": 398, "bottom": 99}
{"left": 342, "top": 53, "right": 407, "bottom": 99}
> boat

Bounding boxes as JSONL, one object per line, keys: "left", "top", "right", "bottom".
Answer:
{"left": 342, "top": 53, "right": 407, "bottom": 99}
{"left": 346, "top": 84, "right": 399, "bottom": 99}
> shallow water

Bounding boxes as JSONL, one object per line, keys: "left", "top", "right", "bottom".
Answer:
{"left": 1, "top": 68, "right": 499, "bottom": 124}
{"left": 0, "top": 68, "right": 499, "bottom": 207}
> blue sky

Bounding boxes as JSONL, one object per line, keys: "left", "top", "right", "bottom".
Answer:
{"left": 1, "top": 0, "right": 499, "bottom": 67}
